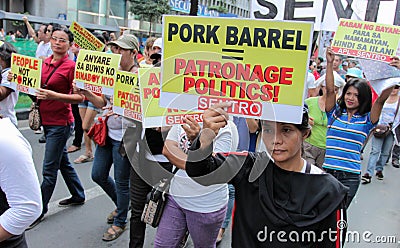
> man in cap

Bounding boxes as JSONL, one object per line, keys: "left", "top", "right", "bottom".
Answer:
{"left": 150, "top": 38, "right": 162, "bottom": 66}
{"left": 108, "top": 34, "right": 139, "bottom": 73}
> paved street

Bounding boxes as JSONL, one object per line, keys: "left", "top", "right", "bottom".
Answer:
{"left": 16, "top": 120, "right": 400, "bottom": 248}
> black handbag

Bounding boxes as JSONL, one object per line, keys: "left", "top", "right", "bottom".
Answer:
{"left": 373, "top": 100, "right": 400, "bottom": 138}
{"left": 141, "top": 167, "right": 179, "bottom": 227}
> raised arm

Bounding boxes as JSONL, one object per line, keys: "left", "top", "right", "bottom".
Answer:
{"left": 325, "top": 47, "right": 336, "bottom": 112}
{"left": 370, "top": 86, "right": 395, "bottom": 124}
{"left": 22, "top": 16, "right": 40, "bottom": 44}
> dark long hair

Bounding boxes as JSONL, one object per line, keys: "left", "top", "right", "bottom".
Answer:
{"left": 336, "top": 78, "right": 372, "bottom": 116}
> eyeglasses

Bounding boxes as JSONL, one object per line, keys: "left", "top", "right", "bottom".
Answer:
{"left": 51, "top": 36, "right": 68, "bottom": 43}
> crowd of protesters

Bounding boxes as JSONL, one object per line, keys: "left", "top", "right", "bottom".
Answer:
{"left": 1, "top": 15, "right": 400, "bottom": 248}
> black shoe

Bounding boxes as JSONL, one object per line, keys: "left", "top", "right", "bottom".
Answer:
{"left": 393, "top": 162, "right": 400, "bottom": 168}
{"left": 38, "top": 135, "right": 46, "bottom": 143}
{"left": 361, "top": 173, "right": 371, "bottom": 184}
{"left": 58, "top": 197, "right": 85, "bottom": 207}
{"left": 376, "top": 171, "right": 384, "bottom": 180}
{"left": 26, "top": 213, "right": 44, "bottom": 230}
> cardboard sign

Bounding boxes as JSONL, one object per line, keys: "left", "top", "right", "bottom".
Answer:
{"left": 251, "top": 0, "right": 400, "bottom": 32}
{"left": 70, "top": 22, "right": 105, "bottom": 51}
{"left": 10, "top": 53, "right": 42, "bottom": 95}
{"left": 75, "top": 49, "right": 121, "bottom": 96}
{"left": 332, "top": 19, "right": 400, "bottom": 62}
{"left": 159, "top": 16, "right": 313, "bottom": 124}
{"left": 112, "top": 70, "right": 142, "bottom": 121}
{"left": 139, "top": 68, "right": 203, "bottom": 128}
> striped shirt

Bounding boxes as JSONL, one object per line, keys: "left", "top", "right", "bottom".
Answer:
{"left": 323, "top": 105, "right": 375, "bottom": 174}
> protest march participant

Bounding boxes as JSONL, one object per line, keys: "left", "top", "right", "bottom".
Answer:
{"left": 323, "top": 47, "right": 394, "bottom": 207}
{"left": 19, "top": 26, "right": 86, "bottom": 229}
{"left": 77, "top": 34, "right": 140, "bottom": 242}
{"left": 390, "top": 56, "right": 400, "bottom": 168}
{"left": 320, "top": 53, "right": 346, "bottom": 79}
{"left": 139, "top": 37, "right": 156, "bottom": 67}
{"left": 363, "top": 86, "right": 400, "bottom": 183}
{"left": 154, "top": 118, "right": 238, "bottom": 247}
{"left": 22, "top": 16, "right": 52, "bottom": 60}
{"left": 184, "top": 102, "right": 348, "bottom": 247}
{"left": 0, "top": 116, "right": 42, "bottom": 247}
{"left": 0, "top": 41, "right": 18, "bottom": 126}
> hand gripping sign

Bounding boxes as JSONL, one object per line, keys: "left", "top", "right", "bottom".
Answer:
{"left": 139, "top": 67, "right": 203, "bottom": 128}
{"left": 74, "top": 49, "right": 121, "bottom": 96}
{"left": 159, "top": 16, "right": 313, "bottom": 124}
{"left": 10, "top": 53, "right": 42, "bottom": 95}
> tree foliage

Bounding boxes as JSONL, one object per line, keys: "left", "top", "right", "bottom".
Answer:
{"left": 129, "top": 0, "right": 171, "bottom": 23}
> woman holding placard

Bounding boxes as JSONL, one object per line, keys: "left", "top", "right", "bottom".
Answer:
{"left": 323, "top": 47, "right": 394, "bottom": 207}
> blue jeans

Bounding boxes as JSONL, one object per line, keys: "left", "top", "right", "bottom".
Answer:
{"left": 221, "top": 184, "right": 235, "bottom": 229}
{"left": 366, "top": 133, "right": 394, "bottom": 175}
{"left": 91, "top": 137, "right": 130, "bottom": 227}
{"left": 42, "top": 125, "right": 85, "bottom": 214}
{"left": 325, "top": 169, "right": 359, "bottom": 208}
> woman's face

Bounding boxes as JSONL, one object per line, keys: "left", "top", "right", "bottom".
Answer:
{"left": 50, "top": 30, "right": 70, "bottom": 55}
{"left": 344, "top": 86, "right": 360, "bottom": 111}
{"left": 262, "top": 121, "right": 305, "bottom": 165}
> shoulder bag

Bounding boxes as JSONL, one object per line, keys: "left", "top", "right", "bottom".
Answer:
{"left": 373, "top": 100, "right": 400, "bottom": 138}
{"left": 28, "top": 64, "right": 60, "bottom": 130}
{"left": 141, "top": 167, "right": 179, "bottom": 227}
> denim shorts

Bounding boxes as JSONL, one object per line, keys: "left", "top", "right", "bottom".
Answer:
{"left": 78, "top": 100, "right": 100, "bottom": 112}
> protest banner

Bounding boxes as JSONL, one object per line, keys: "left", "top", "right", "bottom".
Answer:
{"left": 139, "top": 68, "right": 203, "bottom": 128}
{"left": 251, "top": 0, "right": 400, "bottom": 31}
{"left": 70, "top": 21, "right": 105, "bottom": 51}
{"left": 10, "top": 53, "right": 42, "bottom": 95}
{"left": 331, "top": 19, "right": 400, "bottom": 63}
{"left": 112, "top": 70, "right": 142, "bottom": 121}
{"left": 75, "top": 49, "right": 121, "bottom": 96}
{"left": 159, "top": 15, "right": 313, "bottom": 124}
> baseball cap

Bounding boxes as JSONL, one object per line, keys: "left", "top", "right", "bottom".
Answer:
{"left": 108, "top": 34, "right": 139, "bottom": 50}
{"left": 342, "top": 61, "right": 348, "bottom": 66}
{"left": 346, "top": 68, "right": 363, "bottom": 78}
{"left": 152, "top": 38, "right": 162, "bottom": 50}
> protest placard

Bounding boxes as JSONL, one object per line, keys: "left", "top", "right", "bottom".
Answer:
{"left": 10, "top": 53, "right": 42, "bottom": 95}
{"left": 332, "top": 19, "right": 400, "bottom": 63}
{"left": 159, "top": 15, "right": 313, "bottom": 124}
{"left": 75, "top": 49, "right": 121, "bottom": 96}
{"left": 139, "top": 68, "right": 203, "bottom": 128}
{"left": 70, "top": 22, "right": 105, "bottom": 51}
{"left": 112, "top": 70, "right": 142, "bottom": 121}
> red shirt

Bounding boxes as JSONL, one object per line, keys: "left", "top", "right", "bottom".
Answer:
{"left": 40, "top": 55, "right": 75, "bottom": 126}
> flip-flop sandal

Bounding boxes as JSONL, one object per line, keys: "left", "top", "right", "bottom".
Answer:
{"left": 67, "top": 145, "right": 81, "bottom": 153}
{"left": 74, "top": 155, "right": 94, "bottom": 164}
{"left": 102, "top": 225, "right": 126, "bottom": 242}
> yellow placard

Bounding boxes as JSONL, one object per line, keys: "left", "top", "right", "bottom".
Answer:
{"left": 74, "top": 49, "right": 121, "bottom": 96}
{"left": 112, "top": 70, "right": 142, "bottom": 121}
{"left": 159, "top": 16, "right": 313, "bottom": 123}
{"left": 139, "top": 68, "right": 203, "bottom": 128}
{"left": 70, "top": 21, "right": 105, "bottom": 51}
{"left": 10, "top": 53, "right": 42, "bottom": 95}
{"left": 332, "top": 19, "right": 400, "bottom": 62}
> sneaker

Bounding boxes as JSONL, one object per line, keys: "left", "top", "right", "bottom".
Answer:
{"left": 26, "top": 213, "right": 44, "bottom": 230}
{"left": 58, "top": 197, "right": 85, "bottom": 207}
{"left": 393, "top": 161, "right": 400, "bottom": 168}
{"left": 38, "top": 134, "right": 46, "bottom": 143}
{"left": 376, "top": 171, "right": 384, "bottom": 180}
{"left": 361, "top": 173, "right": 371, "bottom": 184}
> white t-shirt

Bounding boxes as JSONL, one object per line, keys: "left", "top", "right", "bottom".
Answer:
{"left": 168, "top": 121, "right": 238, "bottom": 213}
{"left": 300, "top": 159, "right": 324, "bottom": 174}
{"left": 0, "top": 118, "right": 42, "bottom": 235}
{"left": 0, "top": 68, "right": 18, "bottom": 126}
{"left": 35, "top": 41, "right": 52, "bottom": 59}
